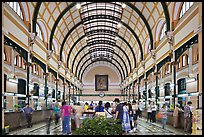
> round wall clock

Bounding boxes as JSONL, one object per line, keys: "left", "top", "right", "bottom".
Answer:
{"left": 99, "top": 91, "right": 105, "bottom": 98}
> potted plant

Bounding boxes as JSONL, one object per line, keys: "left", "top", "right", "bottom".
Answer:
{"left": 73, "top": 116, "right": 122, "bottom": 135}
{"left": 14, "top": 104, "right": 21, "bottom": 112}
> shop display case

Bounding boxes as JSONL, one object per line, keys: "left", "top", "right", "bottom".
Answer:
{"left": 191, "top": 109, "right": 202, "bottom": 135}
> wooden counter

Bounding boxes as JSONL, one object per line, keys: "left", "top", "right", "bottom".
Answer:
{"left": 4, "top": 109, "right": 52, "bottom": 131}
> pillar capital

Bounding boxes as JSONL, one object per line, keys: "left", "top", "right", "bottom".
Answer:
{"left": 165, "top": 30, "right": 174, "bottom": 45}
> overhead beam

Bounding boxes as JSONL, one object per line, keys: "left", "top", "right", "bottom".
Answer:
{"left": 32, "top": 2, "right": 42, "bottom": 32}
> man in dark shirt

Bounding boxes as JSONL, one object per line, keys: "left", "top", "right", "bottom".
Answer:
{"left": 114, "top": 98, "right": 123, "bottom": 124}
{"left": 95, "top": 100, "right": 104, "bottom": 112}
{"left": 23, "top": 103, "right": 34, "bottom": 128}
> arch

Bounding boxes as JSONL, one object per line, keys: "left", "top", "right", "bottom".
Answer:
{"left": 59, "top": 21, "right": 140, "bottom": 67}
{"left": 83, "top": 63, "right": 121, "bottom": 83}
{"left": 74, "top": 51, "right": 128, "bottom": 79}
{"left": 172, "top": 2, "right": 182, "bottom": 21}
{"left": 49, "top": 2, "right": 76, "bottom": 50}
{"left": 15, "top": 72, "right": 27, "bottom": 80}
{"left": 125, "top": 2, "right": 154, "bottom": 51}
{"left": 78, "top": 57, "right": 125, "bottom": 82}
{"left": 179, "top": 2, "right": 194, "bottom": 19}
{"left": 70, "top": 43, "right": 131, "bottom": 75}
{"left": 80, "top": 60, "right": 123, "bottom": 82}
{"left": 52, "top": 39, "right": 59, "bottom": 55}
{"left": 161, "top": 2, "right": 170, "bottom": 31}
{"left": 154, "top": 18, "right": 166, "bottom": 42}
{"left": 32, "top": 2, "right": 42, "bottom": 32}
{"left": 177, "top": 72, "right": 189, "bottom": 80}
{"left": 30, "top": 77, "right": 40, "bottom": 84}
{"left": 21, "top": 2, "right": 30, "bottom": 22}
{"left": 144, "top": 38, "right": 150, "bottom": 55}
{"left": 65, "top": 32, "right": 136, "bottom": 69}
{"left": 37, "top": 19, "right": 48, "bottom": 43}
{"left": 159, "top": 22, "right": 167, "bottom": 41}
{"left": 4, "top": 46, "right": 11, "bottom": 63}
{"left": 36, "top": 22, "right": 44, "bottom": 41}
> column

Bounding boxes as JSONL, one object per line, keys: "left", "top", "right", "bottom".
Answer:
{"left": 44, "top": 71, "right": 48, "bottom": 108}
{"left": 2, "top": 2, "right": 5, "bottom": 128}
{"left": 166, "top": 30, "right": 176, "bottom": 108}
{"left": 72, "top": 85, "right": 75, "bottom": 102}
{"left": 138, "top": 82, "right": 140, "bottom": 101}
{"left": 63, "top": 81, "right": 65, "bottom": 101}
{"left": 132, "top": 82, "right": 135, "bottom": 100}
{"left": 188, "top": 46, "right": 193, "bottom": 75}
{"left": 55, "top": 77, "right": 58, "bottom": 100}
{"left": 68, "top": 83, "right": 71, "bottom": 105}
{"left": 144, "top": 79, "right": 147, "bottom": 106}
{"left": 128, "top": 85, "right": 131, "bottom": 101}
{"left": 198, "top": 2, "right": 202, "bottom": 108}
{"left": 123, "top": 88, "right": 125, "bottom": 101}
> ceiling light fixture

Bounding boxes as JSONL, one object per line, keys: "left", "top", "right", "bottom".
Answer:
{"left": 76, "top": 3, "right": 81, "bottom": 9}
{"left": 122, "top": 3, "right": 126, "bottom": 8}
{"left": 117, "top": 23, "right": 122, "bottom": 28}
{"left": 115, "top": 36, "right": 119, "bottom": 40}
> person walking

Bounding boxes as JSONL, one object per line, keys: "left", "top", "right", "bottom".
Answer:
{"left": 160, "top": 104, "right": 168, "bottom": 129}
{"left": 122, "top": 102, "right": 131, "bottom": 133}
{"left": 53, "top": 102, "right": 60, "bottom": 125}
{"left": 23, "top": 103, "right": 34, "bottom": 128}
{"left": 95, "top": 100, "right": 104, "bottom": 112}
{"left": 184, "top": 101, "right": 193, "bottom": 133}
{"left": 60, "top": 101, "right": 72, "bottom": 135}
{"left": 146, "top": 101, "right": 152, "bottom": 123}
{"left": 132, "top": 100, "right": 139, "bottom": 131}
{"left": 151, "top": 101, "right": 157, "bottom": 123}
{"left": 128, "top": 102, "right": 134, "bottom": 130}
{"left": 104, "top": 102, "right": 113, "bottom": 119}
{"left": 72, "top": 102, "right": 83, "bottom": 128}
{"left": 138, "top": 101, "right": 144, "bottom": 118}
{"left": 47, "top": 108, "right": 54, "bottom": 134}
{"left": 114, "top": 98, "right": 124, "bottom": 134}
{"left": 173, "top": 104, "right": 183, "bottom": 128}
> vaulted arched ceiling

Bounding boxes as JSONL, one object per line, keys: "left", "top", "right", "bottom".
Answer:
{"left": 31, "top": 2, "right": 171, "bottom": 83}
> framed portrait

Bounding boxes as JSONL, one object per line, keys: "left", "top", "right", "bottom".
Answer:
{"left": 95, "top": 75, "right": 108, "bottom": 91}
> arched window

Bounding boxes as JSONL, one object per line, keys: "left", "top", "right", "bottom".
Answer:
{"left": 18, "top": 55, "right": 22, "bottom": 67}
{"left": 6, "top": 2, "right": 23, "bottom": 20}
{"left": 179, "top": 2, "right": 194, "bottom": 18}
{"left": 14, "top": 55, "right": 18, "bottom": 66}
{"left": 4, "top": 50, "right": 7, "bottom": 61}
{"left": 36, "top": 23, "right": 43, "bottom": 41}
{"left": 22, "top": 60, "right": 26, "bottom": 70}
{"left": 182, "top": 55, "right": 185, "bottom": 67}
{"left": 159, "top": 23, "right": 166, "bottom": 41}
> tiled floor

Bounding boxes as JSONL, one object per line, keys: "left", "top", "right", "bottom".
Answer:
{"left": 9, "top": 117, "right": 189, "bottom": 135}
{"left": 126, "top": 118, "right": 188, "bottom": 135}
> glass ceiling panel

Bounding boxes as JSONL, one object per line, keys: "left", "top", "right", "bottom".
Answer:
{"left": 80, "top": 2, "right": 122, "bottom": 61}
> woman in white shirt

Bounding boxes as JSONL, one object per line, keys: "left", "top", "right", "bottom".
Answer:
{"left": 151, "top": 101, "right": 157, "bottom": 123}
{"left": 146, "top": 101, "right": 152, "bottom": 123}
{"left": 104, "top": 102, "right": 113, "bottom": 119}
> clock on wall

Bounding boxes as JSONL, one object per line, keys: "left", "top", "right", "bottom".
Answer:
{"left": 99, "top": 91, "right": 105, "bottom": 98}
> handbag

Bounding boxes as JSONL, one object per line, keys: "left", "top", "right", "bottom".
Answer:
{"left": 157, "top": 112, "right": 162, "bottom": 119}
